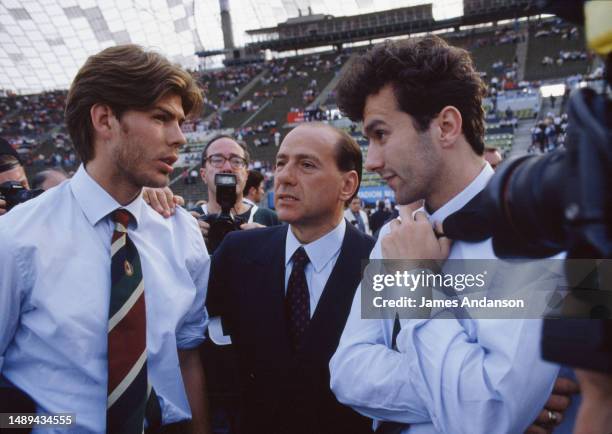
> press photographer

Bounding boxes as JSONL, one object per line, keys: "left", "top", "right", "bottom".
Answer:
{"left": 0, "top": 137, "right": 42, "bottom": 215}
{"left": 192, "top": 135, "right": 279, "bottom": 252}
{"left": 190, "top": 135, "right": 279, "bottom": 434}
{"left": 200, "top": 173, "right": 244, "bottom": 252}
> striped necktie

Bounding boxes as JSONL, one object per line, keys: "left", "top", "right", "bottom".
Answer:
{"left": 107, "top": 209, "right": 149, "bottom": 433}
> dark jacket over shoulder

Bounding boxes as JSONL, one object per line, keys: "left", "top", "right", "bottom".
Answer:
{"left": 207, "top": 224, "right": 375, "bottom": 434}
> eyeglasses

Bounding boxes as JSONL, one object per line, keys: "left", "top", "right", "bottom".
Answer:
{"left": 205, "top": 154, "right": 247, "bottom": 169}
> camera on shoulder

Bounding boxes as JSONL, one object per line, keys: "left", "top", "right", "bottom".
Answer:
{"left": 200, "top": 173, "right": 245, "bottom": 252}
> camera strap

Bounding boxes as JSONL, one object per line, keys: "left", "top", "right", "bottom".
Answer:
{"left": 199, "top": 203, "right": 258, "bottom": 223}
{"left": 247, "top": 204, "right": 258, "bottom": 224}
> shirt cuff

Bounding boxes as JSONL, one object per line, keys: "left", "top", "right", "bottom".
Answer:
{"left": 176, "top": 316, "right": 208, "bottom": 350}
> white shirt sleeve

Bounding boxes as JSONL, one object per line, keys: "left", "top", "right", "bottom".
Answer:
{"left": 0, "top": 225, "right": 28, "bottom": 372}
{"left": 394, "top": 317, "right": 558, "bottom": 433}
{"left": 330, "top": 285, "right": 431, "bottom": 424}
{"left": 176, "top": 214, "right": 210, "bottom": 350}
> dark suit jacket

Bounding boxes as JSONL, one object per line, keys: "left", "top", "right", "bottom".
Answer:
{"left": 207, "top": 223, "right": 375, "bottom": 434}
{"left": 369, "top": 209, "right": 392, "bottom": 236}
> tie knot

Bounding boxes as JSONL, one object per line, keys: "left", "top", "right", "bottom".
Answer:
{"left": 291, "top": 246, "right": 310, "bottom": 269}
{"left": 112, "top": 209, "right": 132, "bottom": 232}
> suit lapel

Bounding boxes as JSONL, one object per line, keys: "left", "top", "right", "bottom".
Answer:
{"left": 243, "top": 226, "right": 292, "bottom": 357}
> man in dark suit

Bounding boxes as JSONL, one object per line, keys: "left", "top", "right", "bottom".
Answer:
{"left": 207, "top": 122, "right": 375, "bottom": 434}
{"left": 368, "top": 200, "right": 392, "bottom": 237}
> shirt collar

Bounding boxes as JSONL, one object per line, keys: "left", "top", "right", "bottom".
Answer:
{"left": 242, "top": 198, "right": 255, "bottom": 206}
{"left": 70, "top": 164, "right": 145, "bottom": 228}
{"left": 426, "top": 163, "right": 494, "bottom": 224}
{"left": 285, "top": 218, "right": 346, "bottom": 273}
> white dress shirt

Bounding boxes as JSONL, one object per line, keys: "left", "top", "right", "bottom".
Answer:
{"left": 330, "top": 164, "right": 561, "bottom": 434}
{"left": 0, "top": 165, "right": 210, "bottom": 433}
{"left": 285, "top": 218, "right": 346, "bottom": 317}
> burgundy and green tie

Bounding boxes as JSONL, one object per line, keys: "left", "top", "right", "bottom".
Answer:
{"left": 106, "top": 209, "right": 149, "bottom": 433}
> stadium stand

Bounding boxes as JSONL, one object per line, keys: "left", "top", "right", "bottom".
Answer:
{"left": 524, "top": 18, "right": 591, "bottom": 81}
{"left": 0, "top": 6, "right": 597, "bottom": 205}
{"left": 443, "top": 25, "right": 521, "bottom": 80}
{"left": 196, "top": 63, "right": 266, "bottom": 120}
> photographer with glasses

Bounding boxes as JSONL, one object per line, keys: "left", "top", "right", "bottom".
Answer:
{"left": 192, "top": 135, "right": 279, "bottom": 242}
{"left": 193, "top": 135, "right": 280, "bottom": 434}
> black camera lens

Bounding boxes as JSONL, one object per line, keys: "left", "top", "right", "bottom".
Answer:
{"left": 0, "top": 181, "right": 44, "bottom": 211}
{"left": 201, "top": 212, "right": 244, "bottom": 253}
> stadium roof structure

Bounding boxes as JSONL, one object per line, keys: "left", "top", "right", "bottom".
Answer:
{"left": 0, "top": 0, "right": 204, "bottom": 94}
{"left": 0, "top": 0, "right": 464, "bottom": 94}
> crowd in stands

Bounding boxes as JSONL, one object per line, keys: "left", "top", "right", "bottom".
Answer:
{"left": 303, "top": 79, "right": 318, "bottom": 104}
{"left": 0, "top": 95, "right": 18, "bottom": 117}
{"left": 0, "top": 91, "right": 68, "bottom": 162}
{"left": 526, "top": 18, "right": 591, "bottom": 80}
{"left": 0, "top": 37, "right": 552, "bottom": 184}
{"left": 196, "top": 64, "right": 264, "bottom": 90}
{"left": 235, "top": 120, "right": 278, "bottom": 140}
{"left": 487, "top": 65, "right": 522, "bottom": 93}
{"left": 487, "top": 106, "right": 519, "bottom": 128}
{"left": 541, "top": 50, "right": 589, "bottom": 68}
{"left": 196, "top": 52, "right": 342, "bottom": 132}
{"left": 181, "top": 151, "right": 202, "bottom": 166}
{"left": 303, "top": 52, "right": 345, "bottom": 70}
{"left": 0, "top": 19, "right": 594, "bottom": 189}
{"left": 182, "top": 167, "right": 200, "bottom": 185}
{"left": 530, "top": 110, "right": 569, "bottom": 153}
{"left": 304, "top": 107, "right": 341, "bottom": 122}
{"left": 532, "top": 19, "right": 581, "bottom": 40}
{"left": 0, "top": 91, "right": 66, "bottom": 140}
{"left": 195, "top": 64, "right": 265, "bottom": 109}
{"left": 460, "top": 24, "right": 525, "bottom": 50}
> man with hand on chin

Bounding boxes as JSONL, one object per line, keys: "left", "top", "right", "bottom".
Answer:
{"left": 329, "top": 36, "right": 579, "bottom": 434}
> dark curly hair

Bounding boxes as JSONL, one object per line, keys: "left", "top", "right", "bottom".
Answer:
{"left": 336, "top": 35, "right": 487, "bottom": 155}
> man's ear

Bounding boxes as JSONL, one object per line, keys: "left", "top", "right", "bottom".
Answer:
{"left": 90, "top": 103, "right": 115, "bottom": 142}
{"left": 339, "top": 170, "right": 359, "bottom": 203}
{"left": 434, "top": 105, "right": 463, "bottom": 149}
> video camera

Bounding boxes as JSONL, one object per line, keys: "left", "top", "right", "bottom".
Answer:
{"left": 443, "top": 88, "right": 611, "bottom": 259}
{"left": 0, "top": 181, "right": 44, "bottom": 211}
{"left": 200, "top": 173, "right": 245, "bottom": 252}
{"left": 443, "top": 0, "right": 611, "bottom": 373}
